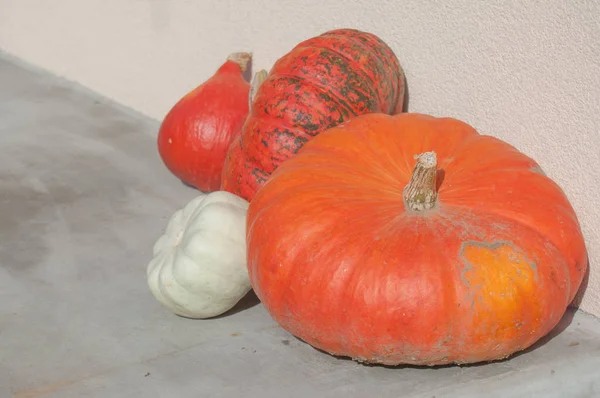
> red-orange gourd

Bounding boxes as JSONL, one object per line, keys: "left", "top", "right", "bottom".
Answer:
{"left": 222, "top": 29, "right": 405, "bottom": 201}
{"left": 246, "top": 113, "right": 588, "bottom": 366}
{"left": 158, "top": 52, "right": 251, "bottom": 192}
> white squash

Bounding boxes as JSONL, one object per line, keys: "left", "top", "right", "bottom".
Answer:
{"left": 147, "top": 191, "right": 251, "bottom": 319}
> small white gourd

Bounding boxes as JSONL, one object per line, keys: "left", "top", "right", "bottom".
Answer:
{"left": 147, "top": 191, "right": 251, "bottom": 318}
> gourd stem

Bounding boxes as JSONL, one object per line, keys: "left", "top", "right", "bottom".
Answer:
{"left": 249, "top": 69, "right": 268, "bottom": 108}
{"left": 227, "top": 52, "right": 252, "bottom": 72}
{"left": 403, "top": 151, "right": 438, "bottom": 211}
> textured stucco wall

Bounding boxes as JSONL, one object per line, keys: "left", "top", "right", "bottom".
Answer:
{"left": 1, "top": 0, "right": 599, "bottom": 316}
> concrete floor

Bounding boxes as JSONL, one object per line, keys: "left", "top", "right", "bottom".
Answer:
{"left": 1, "top": 51, "right": 600, "bottom": 398}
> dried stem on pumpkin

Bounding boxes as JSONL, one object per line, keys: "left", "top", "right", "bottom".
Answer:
{"left": 249, "top": 69, "right": 268, "bottom": 109}
{"left": 227, "top": 52, "right": 252, "bottom": 72}
{"left": 403, "top": 151, "right": 438, "bottom": 211}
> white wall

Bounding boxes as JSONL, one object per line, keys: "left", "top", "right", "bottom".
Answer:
{"left": 1, "top": 0, "right": 599, "bottom": 316}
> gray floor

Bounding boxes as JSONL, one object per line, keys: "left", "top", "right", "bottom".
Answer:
{"left": 1, "top": 52, "right": 600, "bottom": 398}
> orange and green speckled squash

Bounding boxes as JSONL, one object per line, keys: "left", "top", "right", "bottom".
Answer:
{"left": 246, "top": 112, "right": 588, "bottom": 366}
{"left": 221, "top": 28, "right": 405, "bottom": 201}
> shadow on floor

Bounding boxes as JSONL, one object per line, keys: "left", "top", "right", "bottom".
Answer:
{"left": 219, "top": 290, "right": 262, "bottom": 318}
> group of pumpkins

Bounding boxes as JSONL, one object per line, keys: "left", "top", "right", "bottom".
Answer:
{"left": 146, "top": 29, "right": 588, "bottom": 366}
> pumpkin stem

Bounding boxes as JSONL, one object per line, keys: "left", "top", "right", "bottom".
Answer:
{"left": 227, "top": 52, "right": 252, "bottom": 73}
{"left": 403, "top": 151, "right": 438, "bottom": 212}
{"left": 249, "top": 69, "right": 268, "bottom": 109}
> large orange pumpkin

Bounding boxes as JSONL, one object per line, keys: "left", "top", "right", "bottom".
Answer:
{"left": 246, "top": 113, "right": 588, "bottom": 366}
